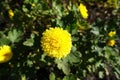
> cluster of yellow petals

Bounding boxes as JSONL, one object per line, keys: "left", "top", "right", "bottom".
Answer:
{"left": 107, "top": 40, "right": 115, "bottom": 46}
{"left": 41, "top": 27, "right": 72, "bottom": 59}
{"left": 108, "top": 31, "right": 116, "bottom": 37}
{"left": 78, "top": 3, "right": 88, "bottom": 19}
{"left": 0, "top": 45, "right": 13, "bottom": 63}
{"left": 8, "top": 9, "right": 14, "bottom": 19}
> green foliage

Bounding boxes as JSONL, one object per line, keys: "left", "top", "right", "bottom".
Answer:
{"left": 49, "top": 72, "right": 56, "bottom": 80}
{"left": 8, "top": 29, "right": 23, "bottom": 43}
{"left": 55, "top": 59, "right": 70, "bottom": 75}
{"left": 63, "top": 75, "right": 76, "bottom": 80}
{"left": 0, "top": 0, "right": 120, "bottom": 80}
{"left": 0, "top": 32, "right": 10, "bottom": 45}
{"left": 23, "top": 33, "right": 35, "bottom": 46}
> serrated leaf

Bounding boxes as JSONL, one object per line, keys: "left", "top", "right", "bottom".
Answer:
{"left": 59, "top": 62, "right": 70, "bottom": 75}
{"left": 64, "top": 51, "right": 80, "bottom": 64}
{"left": 55, "top": 59, "right": 70, "bottom": 75}
{"left": 67, "top": 53, "right": 80, "bottom": 64}
{"left": 23, "top": 38, "right": 34, "bottom": 46}
{"left": 0, "top": 32, "right": 10, "bottom": 45}
{"left": 8, "top": 29, "right": 23, "bottom": 43}
{"left": 0, "top": 37, "right": 10, "bottom": 46}
{"left": 23, "top": 33, "right": 35, "bottom": 47}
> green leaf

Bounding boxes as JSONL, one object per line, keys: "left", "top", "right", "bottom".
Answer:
{"left": 34, "top": 0, "right": 39, "bottom": 3}
{"left": 63, "top": 75, "right": 76, "bottom": 80}
{"left": 114, "top": 67, "right": 120, "bottom": 74}
{"left": 104, "top": 46, "right": 117, "bottom": 59}
{"left": 22, "top": 5, "right": 28, "bottom": 12}
{"left": 71, "top": 27, "right": 78, "bottom": 35}
{"left": 88, "top": 58, "right": 94, "bottom": 63}
{"left": 8, "top": 29, "right": 23, "bottom": 43}
{"left": 65, "top": 26, "right": 70, "bottom": 32}
{"left": 72, "top": 36, "right": 79, "bottom": 42}
{"left": 71, "top": 45, "right": 77, "bottom": 52}
{"left": 66, "top": 52, "right": 80, "bottom": 64}
{"left": 23, "top": 33, "right": 35, "bottom": 46}
{"left": 98, "top": 71, "right": 104, "bottom": 78}
{"left": 21, "top": 74, "right": 26, "bottom": 80}
{"left": 55, "top": 59, "right": 70, "bottom": 75}
{"left": 23, "top": 39, "right": 34, "bottom": 46}
{"left": 91, "top": 27, "right": 99, "bottom": 35}
{"left": 49, "top": 72, "right": 56, "bottom": 80}
{"left": 64, "top": 47, "right": 81, "bottom": 64}
{"left": 0, "top": 32, "right": 10, "bottom": 45}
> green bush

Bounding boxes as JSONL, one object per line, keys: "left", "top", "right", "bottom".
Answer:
{"left": 0, "top": 0, "right": 120, "bottom": 80}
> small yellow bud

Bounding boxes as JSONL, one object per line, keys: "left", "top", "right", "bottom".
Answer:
{"left": 78, "top": 3, "right": 88, "bottom": 19}
{"left": 31, "top": 3, "right": 35, "bottom": 7}
{"left": 8, "top": 9, "right": 14, "bottom": 19}
{"left": 107, "top": 40, "right": 115, "bottom": 46}
{"left": 108, "top": 31, "right": 116, "bottom": 37}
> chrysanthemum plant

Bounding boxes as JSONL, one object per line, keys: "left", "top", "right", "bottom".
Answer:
{"left": 0, "top": 0, "right": 120, "bottom": 80}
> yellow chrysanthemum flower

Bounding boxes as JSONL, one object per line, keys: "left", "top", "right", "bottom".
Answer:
{"left": 108, "top": 31, "right": 116, "bottom": 37}
{"left": 8, "top": 9, "right": 14, "bottom": 19}
{"left": 41, "top": 27, "right": 72, "bottom": 59}
{"left": 107, "top": 40, "right": 115, "bottom": 46}
{"left": 0, "top": 45, "right": 13, "bottom": 63}
{"left": 78, "top": 3, "right": 88, "bottom": 19}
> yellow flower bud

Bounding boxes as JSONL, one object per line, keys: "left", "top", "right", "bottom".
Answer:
{"left": 78, "top": 3, "right": 88, "bottom": 19}
{"left": 108, "top": 31, "right": 116, "bottom": 37}
{"left": 8, "top": 9, "right": 14, "bottom": 19}
{"left": 31, "top": 3, "right": 35, "bottom": 7}
{"left": 107, "top": 40, "right": 115, "bottom": 46}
